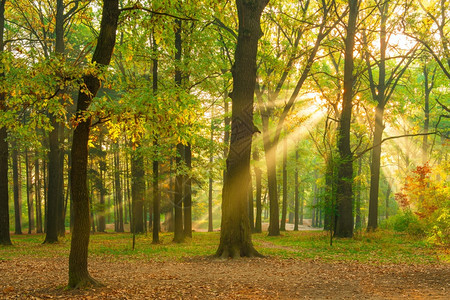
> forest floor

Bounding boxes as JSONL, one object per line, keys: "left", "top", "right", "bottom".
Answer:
{"left": 1, "top": 230, "right": 449, "bottom": 299}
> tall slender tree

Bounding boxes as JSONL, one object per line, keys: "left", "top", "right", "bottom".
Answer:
{"left": 335, "top": 0, "right": 358, "bottom": 238}
{"left": 68, "top": 0, "right": 120, "bottom": 288}
{"left": 0, "top": 0, "right": 11, "bottom": 246}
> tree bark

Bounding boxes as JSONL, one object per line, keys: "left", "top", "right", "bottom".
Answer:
{"left": 12, "top": 146, "right": 22, "bottom": 235}
{"left": 184, "top": 144, "right": 192, "bottom": 238}
{"left": 335, "top": 0, "right": 358, "bottom": 238}
{"left": 216, "top": 0, "right": 269, "bottom": 258}
{"left": 152, "top": 36, "right": 160, "bottom": 244}
{"left": 68, "top": 0, "right": 119, "bottom": 288}
{"left": 173, "top": 19, "right": 184, "bottom": 243}
{"left": 25, "top": 149, "right": 35, "bottom": 234}
{"left": 114, "top": 149, "right": 124, "bottom": 232}
{"left": 0, "top": 0, "right": 11, "bottom": 245}
{"left": 367, "top": 103, "right": 384, "bottom": 231}
{"left": 253, "top": 150, "right": 262, "bottom": 233}
{"left": 355, "top": 156, "right": 362, "bottom": 229}
{"left": 294, "top": 149, "right": 299, "bottom": 231}
{"left": 35, "top": 153, "right": 43, "bottom": 233}
{"left": 131, "top": 151, "right": 144, "bottom": 234}
{"left": 280, "top": 137, "right": 287, "bottom": 231}
{"left": 248, "top": 173, "right": 254, "bottom": 232}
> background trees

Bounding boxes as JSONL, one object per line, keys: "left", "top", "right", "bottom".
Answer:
{"left": 0, "top": 0, "right": 448, "bottom": 286}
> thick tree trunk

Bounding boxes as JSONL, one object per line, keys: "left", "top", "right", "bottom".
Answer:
{"left": 45, "top": 122, "right": 60, "bottom": 242}
{"left": 68, "top": 0, "right": 119, "bottom": 288}
{"left": 0, "top": 0, "right": 10, "bottom": 245}
{"left": 335, "top": 0, "right": 358, "bottom": 238}
{"left": 46, "top": 0, "right": 65, "bottom": 242}
{"left": 216, "top": 0, "right": 268, "bottom": 258}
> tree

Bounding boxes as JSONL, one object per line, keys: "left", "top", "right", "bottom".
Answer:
{"left": 364, "top": 0, "right": 417, "bottom": 231}
{"left": 334, "top": 0, "right": 358, "bottom": 238}
{"left": 68, "top": 0, "right": 120, "bottom": 288}
{"left": 0, "top": 0, "right": 11, "bottom": 246}
{"left": 255, "top": 0, "right": 341, "bottom": 236}
{"left": 216, "top": 0, "right": 269, "bottom": 258}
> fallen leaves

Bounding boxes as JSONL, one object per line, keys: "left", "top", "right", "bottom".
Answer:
{"left": 0, "top": 256, "right": 449, "bottom": 299}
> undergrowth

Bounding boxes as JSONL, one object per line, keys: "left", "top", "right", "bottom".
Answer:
{"left": 1, "top": 230, "right": 447, "bottom": 264}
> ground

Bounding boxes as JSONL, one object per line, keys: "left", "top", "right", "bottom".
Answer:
{"left": 1, "top": 254, "right": 449, "bottom": 299}
{"left": 0, "top": 229, "right": 449, "bottom": 299}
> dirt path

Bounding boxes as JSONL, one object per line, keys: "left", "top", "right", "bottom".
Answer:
{"left": 1, "top": 256, "right": 448, "bottom": 299}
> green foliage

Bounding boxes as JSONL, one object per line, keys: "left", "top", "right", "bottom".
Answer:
{"left": 1, "top": 230, "right": 445, "bottom": 264}
{"left": 383, "top": 211, "right": 426, "bottom": 236}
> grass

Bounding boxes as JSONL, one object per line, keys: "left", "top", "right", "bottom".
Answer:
{"left": 1, "top": 230, "right": 447, "bottom": 265}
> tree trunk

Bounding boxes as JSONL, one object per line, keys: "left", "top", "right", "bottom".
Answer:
{"left": 355, "top": 156, "right": 362, "bottom": 229}
{"left": 422, "top": 64, "right": 435, "bottom": 164}
{"left": 174, "top": 143, "right": 184, "bottom": 243}
{"left": 294, "top": 149, "right": 299, "bottom": 231}
{"left": 97, "top": 139, "right": 106, "bottom": 233}
{"left": 25, "top": 149, "right": 35, "bottom": 234}
{"left": 131, "top": 151, "right": 144, "bottom": 234}
{"left": 152, "top": 37, "right": 160, "bottom": 243}
{"left": 45, "top": 120, "right": 60, "bottom": 242}
{"left": 208, "top": 106, "right": 214, "bottom": 232}
{"left": 0, "top": 0, "right": 11, "bottom": 245}
{"left": 216, "top": 0, "right": 269, "bottom": 258}
{"left": 335, "top": 0, "right": 358, "bottom": 238}
{"left": 68, "top": 0, "right": 119, "bottom": 288}
{"left": 248, "top": 173, "right": 254, "bottom": 232}
{"left": 367, "top": 103, "right": 384, "bottom": 231}
{"left": 280, "top": 137, "right": 287, "bottom": 231}
{"left": 254, "top": 150, "right": 262, "bottom": 233}
{"left": 12, "top": 146, "right": 22, "bottom": 235}
{"left": 114, "top": 150, "right": 124, "bottom": 232}
{"left": 173, "top": 19, "right": 184, "bottom": 243}
{"left": 35, "top": 153, "right": 43, "bottom": 233}
{"left": 46, "top": 0, "right": 65, "bottom": 242}
{"left": 265, "top": 145, "right": 279, "bottom": 236}
{"left": 385, "top": 183, "right": 391, "bottom": 220}
{"left": 184, "top": 144, "right": 192, "bottom": 238}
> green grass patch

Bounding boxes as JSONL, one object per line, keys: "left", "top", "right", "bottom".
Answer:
{"left": 0, "top": 230, "right": 446, "bottom": 265}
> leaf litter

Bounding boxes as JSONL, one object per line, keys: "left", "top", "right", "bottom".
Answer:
{"left": 0, "top": 256, "right": 448, "bottom": 299}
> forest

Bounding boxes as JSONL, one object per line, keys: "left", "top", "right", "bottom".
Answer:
{"left": 0, "top": 0, "right": 449, "bottom": 298}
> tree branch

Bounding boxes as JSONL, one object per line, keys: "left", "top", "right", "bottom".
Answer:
{"left": 120, "top": 5, "right": 197, "bottom": 21}
{"left": 355, "top": 132, "right": 439, "bottom": 159}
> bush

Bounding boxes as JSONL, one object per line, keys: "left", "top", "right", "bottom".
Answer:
{"left": 428, "top": 208, "right": 450, "bottom": 246}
